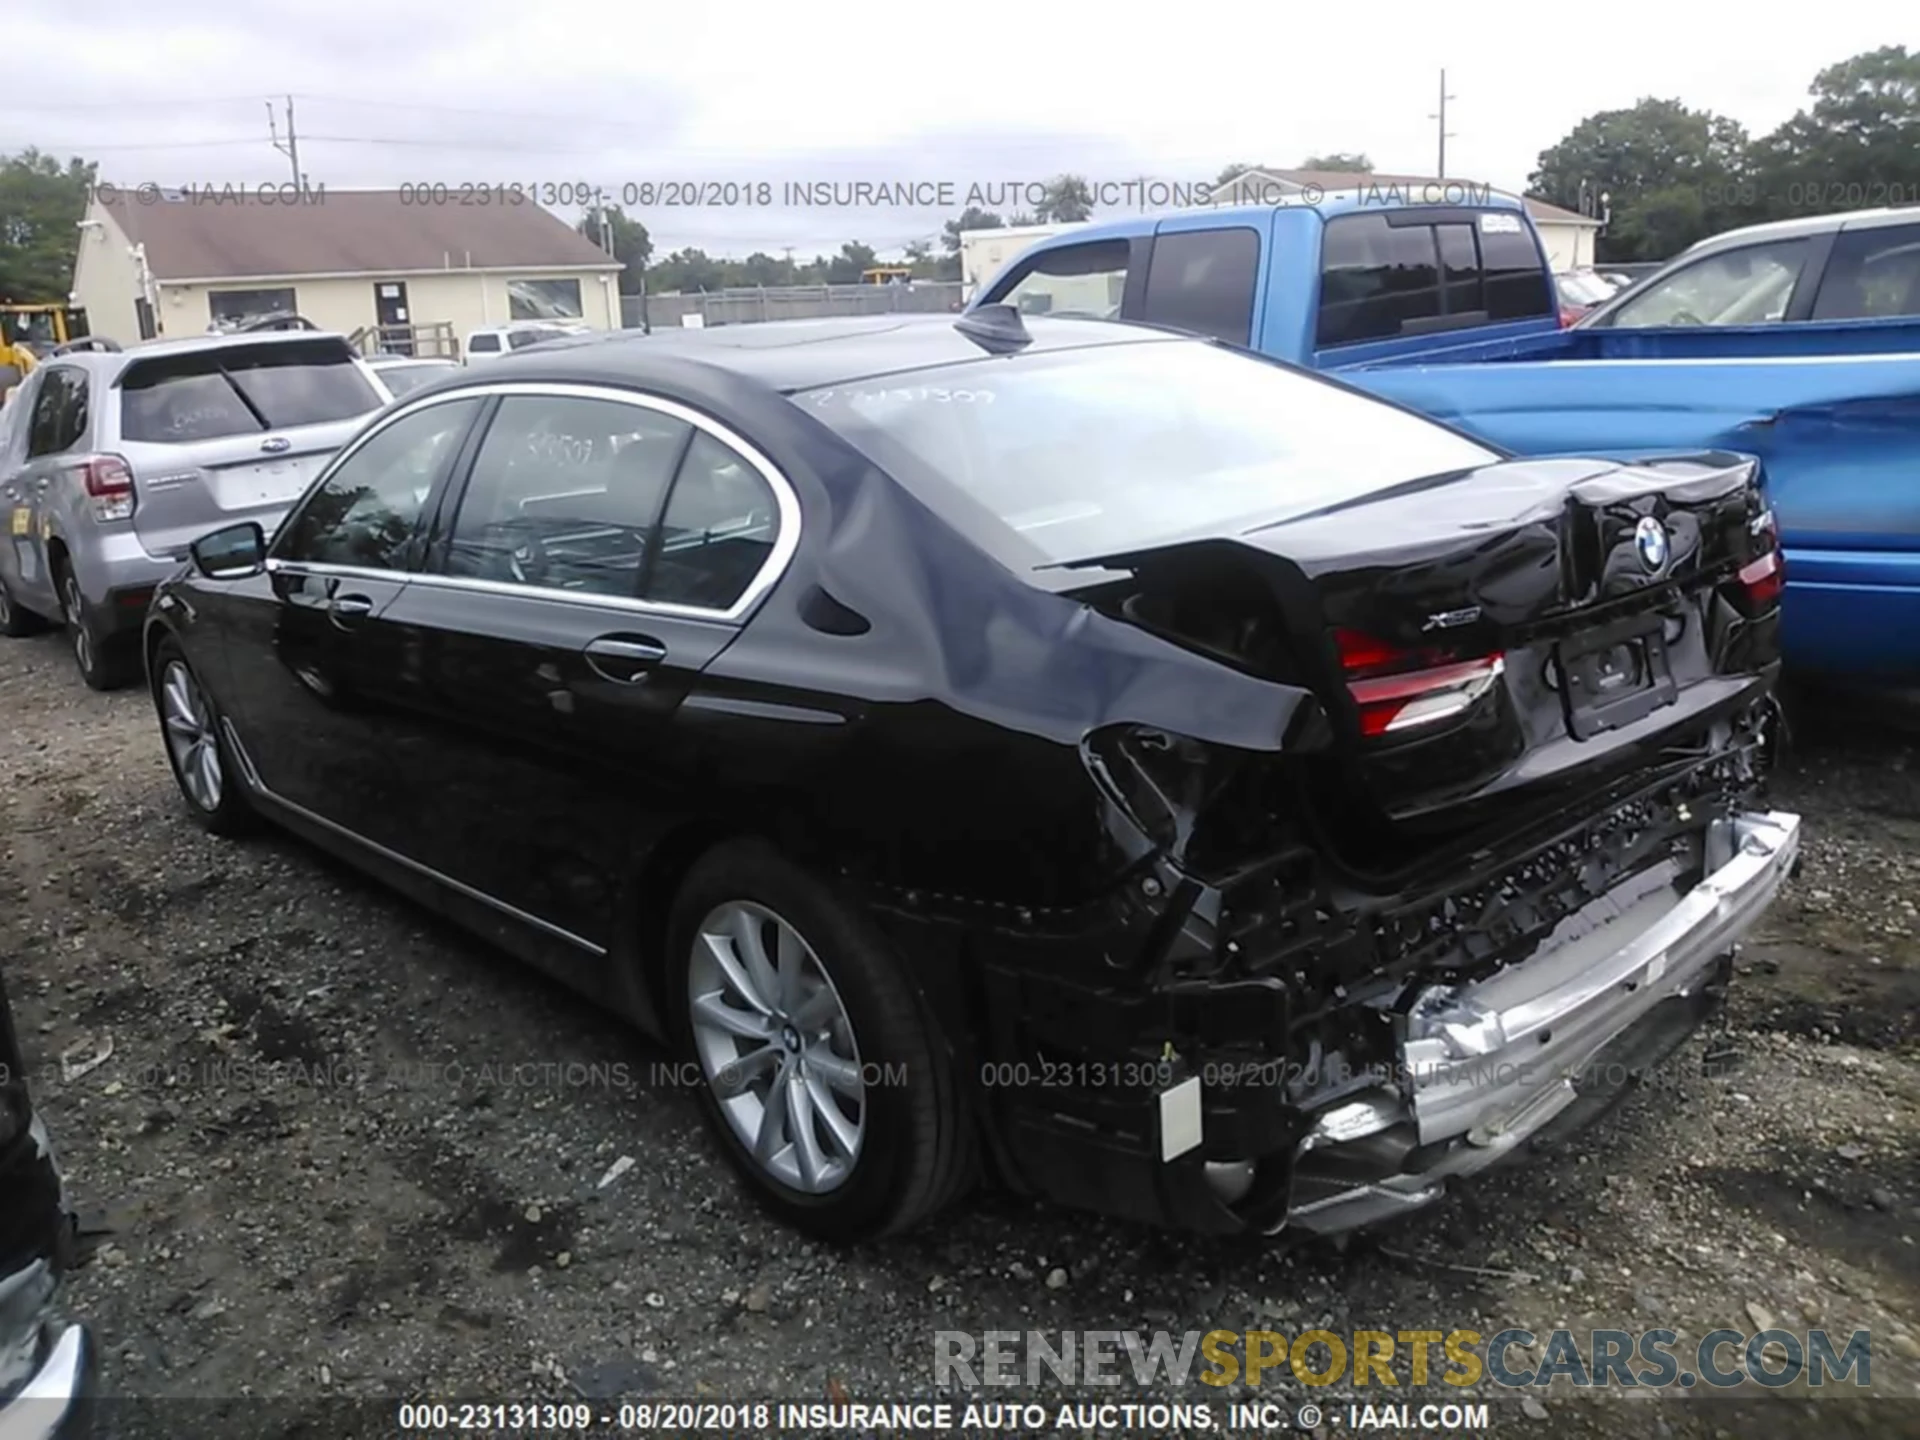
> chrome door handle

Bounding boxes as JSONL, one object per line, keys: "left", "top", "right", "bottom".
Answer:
{"left": 331, "top": 593, "right": 375, "bottom": 617}
{"left": 584, "top": 635, "right": 667, "bottom": 683}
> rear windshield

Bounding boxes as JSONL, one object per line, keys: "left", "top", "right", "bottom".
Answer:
{"left": 794, "top": 339, "right": 1500, "bottom": 574}
{"left": 469, "top": 335, "right": 502, "bottom": 352}
{"left": 118, "top": 339, "right": 381, "bottom": 443}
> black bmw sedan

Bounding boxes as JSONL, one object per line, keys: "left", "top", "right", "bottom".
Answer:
{"left": 144, "top": 311, "right": 1796, "bottom": 1240}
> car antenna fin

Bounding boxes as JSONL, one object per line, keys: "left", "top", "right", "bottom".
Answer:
{"left": 954, "top": 303, "right": 1032, "bottom": 354}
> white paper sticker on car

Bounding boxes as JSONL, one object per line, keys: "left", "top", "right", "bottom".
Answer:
{"left": 1479, "top": 213, "right": 1523, "bottom": 234}
{"left": 1159, "top": 1076, "right": 1203, "bottom": 1162}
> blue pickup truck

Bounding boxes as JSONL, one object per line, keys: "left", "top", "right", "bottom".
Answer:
{"left": 971, "top": 195, "right": 1920, "bottom": 685}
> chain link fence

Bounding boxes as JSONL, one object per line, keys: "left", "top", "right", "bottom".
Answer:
{"left": 621, "top": 282, "right": 965, "bottom": 331}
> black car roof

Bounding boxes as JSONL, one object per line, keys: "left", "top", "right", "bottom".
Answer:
{"left": 473, "top": 314, "right": 1183, "bottom": 393}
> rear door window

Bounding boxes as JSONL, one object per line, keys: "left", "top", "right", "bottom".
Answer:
{"left": 26, "top": 368, "right": 86, "bottom": 457}
{"left": 1811, "top": 223, "right": 1920, "bottom": 321}
{"left": 119, "top": 339, "right": 381, "bottom": 443}
{"left": 469, "top": 334, "right": 502, "bottom": 354}
{"left": 645, "top": 431, "right": 784, "bottom": 612}
{"left": 989, "top": 240, "right": 1130, "bottom": 319}
{"left": 1139, "top": 227, "right": 1261, "bottom": 346}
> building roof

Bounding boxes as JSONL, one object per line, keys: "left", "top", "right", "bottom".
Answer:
{"left": 1216, "top": 168, "right": 1601, "bottom": 227}
{"left": 96, "top": 188, "right": 622, "bottom": 282}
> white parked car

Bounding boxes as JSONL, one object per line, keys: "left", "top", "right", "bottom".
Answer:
{"left": 366, "top": 354, "right": 461, "bottom": 396}
{"left": 464, "top": 323, "right": 588, "bottom": 363}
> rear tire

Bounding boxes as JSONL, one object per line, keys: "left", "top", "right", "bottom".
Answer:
{"left": 665, "top": 839, "right": 975, "bottom": 1241}
{"left": 56, "top": 562, "right": 139, "bottom": 691}
{"left": 150, "top": 637, "right": 258, "bottom": 836}
{"left": 0, "top": 574, "right": 50, "bottom": 637}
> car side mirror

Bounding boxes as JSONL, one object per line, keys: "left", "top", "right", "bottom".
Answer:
{"left": 190, "top": 521, "right": 267, "bottom": 579}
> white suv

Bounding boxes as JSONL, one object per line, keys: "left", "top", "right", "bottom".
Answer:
{"left": 0, "top": 331, "right": 387, "bottom": 688}
{"left": 464, "top": 323, "right": 588, "bottom": 363}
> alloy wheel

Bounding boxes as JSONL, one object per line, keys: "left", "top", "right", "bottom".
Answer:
{"left": 687, "top": 900, "right": 866, "bottom": 1194}
{"left": 159, "top": 660, "right": 224, "bottom": 813}
{"left": 61, "top": 573, "right": 92, "bottom": 675}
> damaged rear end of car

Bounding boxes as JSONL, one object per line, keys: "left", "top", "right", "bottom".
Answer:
{"left": 796, "top": 329, "right": 1799, "bottom": 1237}
{"left": 988, "top": 449, "right": 1796, "bottom": 1235}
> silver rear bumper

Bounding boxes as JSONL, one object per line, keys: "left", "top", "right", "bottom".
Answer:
{"left": 1286, "top": 809, "right": 1800, "bottom": 1235}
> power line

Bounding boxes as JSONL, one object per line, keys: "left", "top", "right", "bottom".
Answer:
{"left": 22, "top": 96, "right": 276, "bottom": 112}
{"left": 0, "top": 137, "right": 266, "bottom": 151}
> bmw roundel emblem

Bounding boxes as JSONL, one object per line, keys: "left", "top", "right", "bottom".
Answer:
{"left": 1634, "top": 516, "right": 1670, "bottom": 572}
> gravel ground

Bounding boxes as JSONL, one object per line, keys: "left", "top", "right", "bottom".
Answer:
{"left": 2, "top": 626, "right": 1917, "bottom": 1440}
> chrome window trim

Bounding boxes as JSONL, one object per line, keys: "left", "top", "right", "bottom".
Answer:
{"left": 271, "top": 380, "right": 801, "bottom": 625}
{"left": 266, "top": 557, "right": 741, "bottom": 625}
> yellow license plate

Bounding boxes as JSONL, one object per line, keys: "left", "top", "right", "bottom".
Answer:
{"left": 9, "top": 507, "right": 29, "bottom": 536}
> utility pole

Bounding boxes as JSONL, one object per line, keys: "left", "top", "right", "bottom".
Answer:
{"left": 1430, "top": 69, "right": 1457, "bottom": 179}
{"left": 267, "top": 95, "right": 302, "bottom": 189}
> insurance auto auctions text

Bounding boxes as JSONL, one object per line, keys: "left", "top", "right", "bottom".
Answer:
{"left": 102, "top": 178, "right": 1500, "bottom": 212}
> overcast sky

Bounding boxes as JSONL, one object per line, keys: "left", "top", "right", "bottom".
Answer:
{"left": 7, "top": 2, "right": 1907, "bottom": 258}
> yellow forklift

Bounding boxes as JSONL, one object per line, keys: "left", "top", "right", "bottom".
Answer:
{"left": 0, "top": 302, "right": 89, "bottom": 355}
{"left": 0, "top": 303, "right": 92, "bottom": 404}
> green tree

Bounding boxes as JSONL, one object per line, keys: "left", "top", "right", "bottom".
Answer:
{"left": 0, "top": 150, "right": 97, "bottom": 301}
{"left": 1299, "top": 153, "right": 1373, "bottom": 173}
{"left": 576, "top": 204, "right": 652, "bottom": 295}
{"left": 737, "top": 251, "right": 793, "bottom": 287}
{"left": 942, "top": 206, "right": 1003, "bottom": 253}
{"left": 1034, "top": 174, "right": 1093, "bottom": 223}
{"left": 646, "top": 247, "right": 725, "bottom": 293}
{"left": 904, "top": 238, "right": 941, "bottom": 279}
{"left": 825, "top": 241, "right": 878, "bottom": 285}
{"left": 1529, "top": 98, "right": 1753, "bottom": 259}
{"left": 1747, "top": 45, "right": 1920, "bottom": 220}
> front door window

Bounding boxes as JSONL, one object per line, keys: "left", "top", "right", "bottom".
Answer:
{"left": 275, "top": 398, "right": 484, "bottom": 569}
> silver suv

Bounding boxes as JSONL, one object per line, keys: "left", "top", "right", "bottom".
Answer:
{"left": 0, "top": 331, "right": 389, "bottom": 688}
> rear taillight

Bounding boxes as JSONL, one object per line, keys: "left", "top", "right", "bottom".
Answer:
{"left": 1335, "top": 628, "right": 1505, "bottom": 737}
{"left": 1737, "top": 510, "right": 1784, "bottom": 609}
{"left": 78, "top": 455, "right": 135, "bottom": 522}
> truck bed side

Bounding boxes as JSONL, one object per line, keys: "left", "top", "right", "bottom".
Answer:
{"left": 1333, "top": 320, "right": 1920, "bottom": 680}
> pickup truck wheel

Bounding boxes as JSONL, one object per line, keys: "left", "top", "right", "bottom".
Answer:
{"left": 56, "top": 564, "right": 138, "bottom": 691}
{"left": 665, "top": 839, "right": 975, "bottom": 1241}
{"left": 0, "top": 575, "right": 50, "bottom": 637}
{"left": 150, "top": 639, "right": 258, "bottom": 836}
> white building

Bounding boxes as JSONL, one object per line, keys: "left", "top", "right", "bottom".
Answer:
{"left": 958, "top": 222, "right": 1091, "bottom": 300}
{"left": 74, "top": 188, "right": 623, "bottom": 354}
